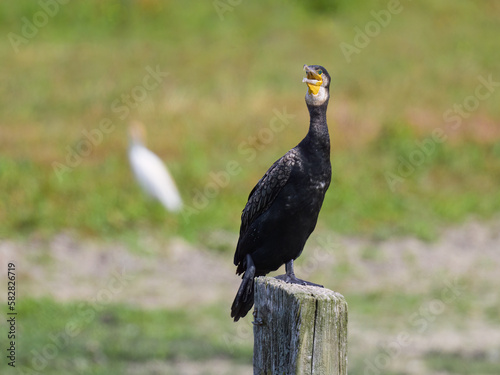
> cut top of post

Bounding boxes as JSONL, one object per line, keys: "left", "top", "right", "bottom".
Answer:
{"left": 253, "top": 277, "right": 348, "bottom": 375}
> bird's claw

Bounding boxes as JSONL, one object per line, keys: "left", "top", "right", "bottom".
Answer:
{"left": 275, "top": 274, "right": 323, "bottom": 288}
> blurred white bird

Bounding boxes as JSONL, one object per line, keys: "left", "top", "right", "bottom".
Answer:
{"left": 128, "top": 121, "right": 183, "bottom": 212}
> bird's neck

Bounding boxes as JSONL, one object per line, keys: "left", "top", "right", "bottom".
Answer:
{"left": 304, "top": 102, "right": 330, "bottom": 153}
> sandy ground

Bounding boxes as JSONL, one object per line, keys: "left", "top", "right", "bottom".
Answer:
{"left": 1, "top": 219, "right": 499, "bottom": 374}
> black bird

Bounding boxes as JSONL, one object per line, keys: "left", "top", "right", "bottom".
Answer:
{"left": 231, "top": 65, "right": 332, "bottom": 321}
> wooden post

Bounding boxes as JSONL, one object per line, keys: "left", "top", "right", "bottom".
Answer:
{"left": 253, "top": 277, "right": 348, "bottom": 375}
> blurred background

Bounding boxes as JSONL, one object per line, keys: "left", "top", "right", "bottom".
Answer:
{"left": 1, "top": 0, "right": 500, "bottom": 374}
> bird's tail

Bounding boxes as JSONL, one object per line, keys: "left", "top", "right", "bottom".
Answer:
{"left": 231, "top": 256, "right": 256, "bottom": 321}
{"left": 231, "top": 275, "right": 255, "bottom": 322}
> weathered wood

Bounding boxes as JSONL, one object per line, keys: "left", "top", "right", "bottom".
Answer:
{"left": 253, "top": 277, "right": 348, "bottom": 375}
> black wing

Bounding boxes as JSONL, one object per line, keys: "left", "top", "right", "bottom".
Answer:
{"left": 234, "top": 148, "right": 297, "bottom": 266}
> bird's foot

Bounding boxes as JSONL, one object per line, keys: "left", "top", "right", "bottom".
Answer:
{"left": 275, "top": 274, "right": 323, "bottom": 288}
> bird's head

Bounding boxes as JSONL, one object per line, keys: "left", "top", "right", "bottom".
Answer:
{"left": 303, "top": 65, "right": 330, "bottom": 106}
{"left": 129, "top": 121, "right": 147, "bottom": 145}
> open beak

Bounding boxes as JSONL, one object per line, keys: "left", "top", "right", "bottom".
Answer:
{"left": 302, "top": 65, "right": 323, "bottom": 95}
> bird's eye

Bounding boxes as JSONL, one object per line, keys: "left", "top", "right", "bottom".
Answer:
{"left": 317, "top": 69, "right": 323, "bottom": 75}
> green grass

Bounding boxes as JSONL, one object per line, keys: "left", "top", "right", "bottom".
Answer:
{"left": 2, "top": 133, "right": 499, "bottom": 241}
{"left": 9, "top": 298, "right": 252, "bottom": 374}
{"left": 426, "top": 352, "right": 500, "bottom": 375}
{"left": 7, "top": 285, "right": 493, "bottom": 374}
{"left": 1, "top": 1, "right": 500, "bottom": 241}
{"left": 2, "top": 4, "right": 499, "bottom": 374}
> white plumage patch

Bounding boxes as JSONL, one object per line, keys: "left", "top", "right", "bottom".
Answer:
{"left": 305, "top": 86, "right": 329, "bottom": 106}
{"left": 129, "top": 143, "right": 183, "bottom": 212}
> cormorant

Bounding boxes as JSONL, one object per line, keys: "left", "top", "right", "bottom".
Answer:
{"left": 231, "top": 65, "right": 332, "bottom": 321}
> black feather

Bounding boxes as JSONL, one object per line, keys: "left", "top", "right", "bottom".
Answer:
{"left": 231, "top": 65, "right": 332, "bottom": 321}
